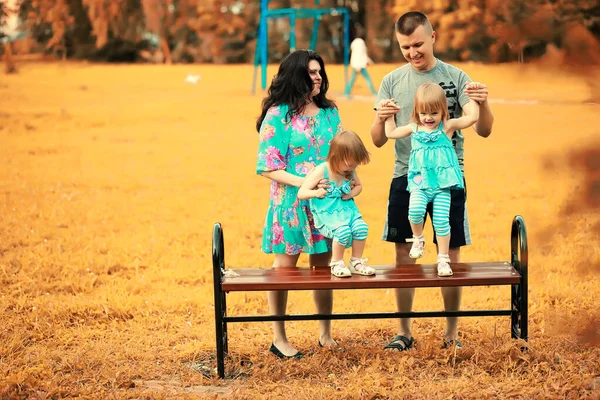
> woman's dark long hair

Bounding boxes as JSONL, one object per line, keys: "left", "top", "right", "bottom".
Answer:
{"left": 256, "top": 49, "right": 336, "bottom": 132}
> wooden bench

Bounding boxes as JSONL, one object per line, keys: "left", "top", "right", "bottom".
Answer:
{"left": 212, "top": 216, "right": 529, "bottom": 378}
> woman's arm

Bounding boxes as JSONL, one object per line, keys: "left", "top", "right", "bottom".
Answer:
{"left": 298, "top": 167, "right": 326, "bottom": 200}
{"left": 260, "top": 170, "right": 304, "bottom": 188}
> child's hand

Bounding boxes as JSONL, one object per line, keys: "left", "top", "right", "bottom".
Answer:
{"left": 315, "top": 188, "right": 328, "bottom": 198}
{"left": 465, "top": 82, "right": 488, "bottom": 103}
{"left": 375, "top": 98, "right": 399, "bottom": 109}
{"left": 375, "top": 99, "right": 400, "bottom": 122}
{"left": 341, "top": 193, "right": 354, "bottom": 200}
{"left": 316, "top": 178, "right": 330, "bottom": 190}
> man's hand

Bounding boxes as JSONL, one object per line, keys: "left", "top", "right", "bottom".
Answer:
{"left": 465, "top": 82, "right": 488, "bottom": 104}
{"left": 375, "top": 99, "right": 401, "bottom": 122}
{"left": 465, "top": 81, "right": 494, "bottom": 138}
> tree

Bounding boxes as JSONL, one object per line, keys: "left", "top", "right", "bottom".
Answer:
{"left": 44, "top": 0, "right": 73, "bottom": 58}
{"left": 0, "top": 0, "right": 18, "bottom": 73}
{"left": 561, "top": 20, "right": 600, "bottom": 103}
{"left": 0, "top": 1, "right": 6, "bottom": 31}
{"left": 140, "top": 0, "right": 172, "bottom": 63}
{"left": 18, "top": 0, "right": 74, "bottom": 57}
{"left": 82, "top": 0, "right": 133, "bottom": 49}
{"left": 483, "top": 0, "right": 555, "bottom": 63}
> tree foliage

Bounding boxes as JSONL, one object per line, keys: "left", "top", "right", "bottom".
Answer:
{"left": 0, "top": 0, "right": 18, "bottom": 32}
{"left": 6, "top": 0, "right": 600, "bottom": 63}
{"left": 0, "top": 1, "right": 6, "bottom": 29}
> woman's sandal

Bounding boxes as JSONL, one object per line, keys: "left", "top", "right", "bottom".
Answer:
{"left": 269, "top": 343, "right": 304, "bottom": 359}
{"left": 437, "top": 254, "right": 453, "bottom": 277}
{"left": 330, "top": 260, "right": 352, "bottom": 278}
{"left": 348, "top": 257, "right": 376, "bottom": 276}
{"left": 406, "top": 235, "right": 425, "bottom": 258}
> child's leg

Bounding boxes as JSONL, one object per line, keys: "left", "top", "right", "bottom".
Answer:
{"left": 348, "top": 218, "right": 375, "bottom": 275}
{"left": 359, "top": 68, "right": 377, "bottom": 95}
{"left": 431, "top": 189, "right": 453, "bottom": 276}
{"left": 350, "top": 217, "right": 368, "bottom": 258}
{"left": 344, "top": 69, "right": 357, "bottom": 96}
{"left": 407, "top": 189, "right": 429, "bottom": 258}
{"left": 331, "top": 238, "right": 346, "bottom": 262}
{"left": 408, "top": 189, "right": 428, "bottom": 236}
{"left": 330, "top": 225, "right": 352, "bottom": 277}
{"left": 431, "top": 189, "right": 451, "bottom": 254}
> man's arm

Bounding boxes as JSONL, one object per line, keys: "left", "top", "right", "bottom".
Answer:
{"left": 371, "top": 113, "right": 388, "bottom": 148}
{"left": 474, "top": 100, "right": 493, "bottom": 138}
{"left": 371, "top": 104, "right": 400, "bottom": 147}
{"left": 371, "top": 76, "right": 401, "bottom": 148}
{"left": 464, "top": 82, "right": 494, "bottom": 138}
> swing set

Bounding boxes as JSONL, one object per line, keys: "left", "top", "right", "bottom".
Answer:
{"left": 252, "top": 0, "right": 351, "bottom": 94}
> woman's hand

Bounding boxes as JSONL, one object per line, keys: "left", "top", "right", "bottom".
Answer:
{"left": 315, "top": 188, "right": 328, "bottom": 198}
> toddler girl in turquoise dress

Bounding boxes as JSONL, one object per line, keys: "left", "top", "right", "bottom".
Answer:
{"left": 383, "top": 82, "right": 480, "bottom": 277}
{"left": 298, "top": 131, "right": 375, "bottom": 278}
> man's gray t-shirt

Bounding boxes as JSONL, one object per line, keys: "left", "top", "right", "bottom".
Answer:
{"left": 375, "top": 59, "right": 472, "bottom": 178}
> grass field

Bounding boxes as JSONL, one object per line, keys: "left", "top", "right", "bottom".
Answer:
{"left": 1, "top": 61, "right": 599, "bottom": 399}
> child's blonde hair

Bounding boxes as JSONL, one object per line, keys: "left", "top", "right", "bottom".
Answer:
{"left": 327, "top": 130, "right": 370, "bottom": 178}
{"left": 410, "top": 82, "right": 449, "bottom": 124}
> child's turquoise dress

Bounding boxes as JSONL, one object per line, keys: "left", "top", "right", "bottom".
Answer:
{"left": 309, "top": 164, "right": 363, "bottom": 247}
{"left": 407, "top": 122, "right": 464, "bottom": 192}
{"left": 256, "top": 104, "right": 343, "bottom": 255}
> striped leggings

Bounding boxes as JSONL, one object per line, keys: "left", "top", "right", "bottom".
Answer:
{"left": 332, "top": 218, "right": 369, "bottom": 247}
{"left": 408, "top": 188, "right": 451, "bottom": 237}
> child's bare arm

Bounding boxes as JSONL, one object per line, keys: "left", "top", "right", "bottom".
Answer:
{"left": 384, "top": 115, "right": 397, "bottom": 135}
{"left": 298, "top": 166, "right": 327, "bottom": 200}
{"left": 445, "top": 98, "right": 480, "bottom": 134}
{"left": 342, "top": 173, "right": 363, "bottom": 200}
{"left": 386, "top": 123, "right": 413, "bottom": 139}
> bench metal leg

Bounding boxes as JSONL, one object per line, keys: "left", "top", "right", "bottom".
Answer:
{"left": 213, "top": 223, "right": 227, "bottom": 378}
{"left": 510, "top": 216, "right": 529, "bottom": 341}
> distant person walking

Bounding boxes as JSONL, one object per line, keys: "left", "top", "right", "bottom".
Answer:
{"left": 345, "top": 27, "right": 378, "bottom": 98}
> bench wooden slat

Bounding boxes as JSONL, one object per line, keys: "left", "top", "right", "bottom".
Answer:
{"left": 222, "top": 262, "right": 520, "bottom": 292}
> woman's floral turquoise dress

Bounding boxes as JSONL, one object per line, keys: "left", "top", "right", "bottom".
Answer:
{"left": 256, "top": 104, "right": 343, "bottom": 255}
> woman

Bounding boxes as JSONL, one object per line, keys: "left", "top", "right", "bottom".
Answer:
{"left": 256, "top": 49, "right": 343, "bottom": 358}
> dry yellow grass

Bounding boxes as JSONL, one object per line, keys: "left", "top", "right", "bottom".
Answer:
{"left": 0, "top": 62, "right": 599, "bottom": 399}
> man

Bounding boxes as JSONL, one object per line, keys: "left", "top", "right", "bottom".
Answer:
{"left": 371, "top": 11, "right": 494, "bottom": 351}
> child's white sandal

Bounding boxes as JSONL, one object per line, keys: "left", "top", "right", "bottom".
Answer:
{"left": 349, "top": 258, "right": 376, "bottom": 276}
{"left": 406, "top": 235, "right": 425, "bottom": 259}
{"left": 437, "top": 254, "right": 453, "bottom": 277}
{"left": 330, "top": 260, "right": 352, "bottom": 278}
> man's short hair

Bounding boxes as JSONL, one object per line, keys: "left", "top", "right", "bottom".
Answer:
{"left": 395, "top": 11, "right": 433, "bottom": 35}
